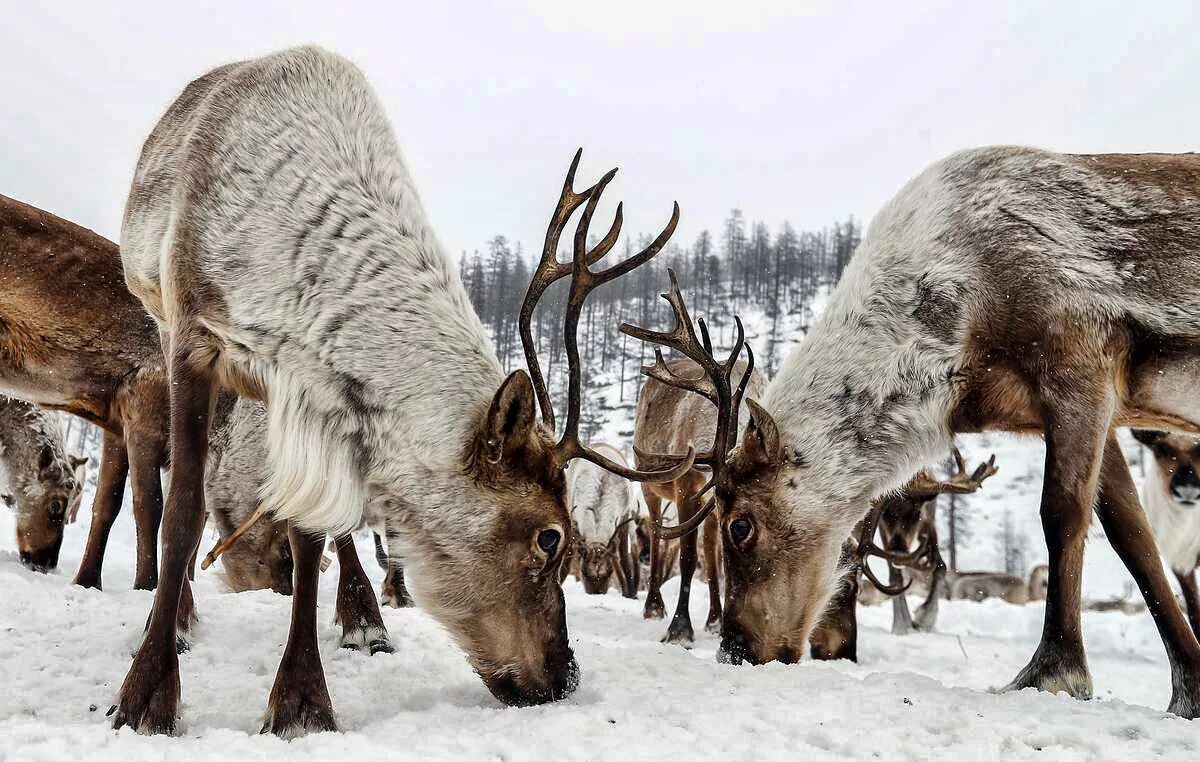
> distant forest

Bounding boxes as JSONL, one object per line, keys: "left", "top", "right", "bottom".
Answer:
{"left": 459, "top": 210, "right": 861, "bottom": 440}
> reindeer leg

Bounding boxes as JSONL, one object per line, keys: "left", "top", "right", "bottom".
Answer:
{"left": 73, "top": 431, "right": 128, "bottom": 590}
{"left": 890, "top": 565, "right": 915, "bottom": 635}
{"left": 617, "top": 528, "right": 637, "bottom": 599}
{"left": 914, "top": 554, "right": 945, "bottom": 632}
{"left": 1176, "top": 569, "right": 1200, "bottom": 643}
{"left": 1001, "top": 382, "right": 1109, "bottom": 701}
{"left": 630, "top": 528, "right": 642, "bottom": 594}
{"left": 110, "top": 343, "right": 215, "bottom": 734}
{"left": 127, "top": 428, "right": 166, "bottom": 591}
{"left": 702, "top": 505, "right": 722, "bottom": 633}
{"left": 663, "top": 484, "right": 699, "bottom": 645}
{"left": 1093, "top": 434, "right": 1200, "bottom": 718}
{"left": 262, "top": 525, "right": 337, "bottom": 737}
{"left": 333, "top": 534, "right": 393, "bottom": 655}
{"left": 642, "top": 488, "right": 666, "bottom": 619}
{"left": 374, "top": 533, "right": 413, "bottom": 608}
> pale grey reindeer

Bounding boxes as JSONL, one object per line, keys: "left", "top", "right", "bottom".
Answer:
{"left": 112, "top": 46, "right": 685, "bottom": 736}
{"left": 0, "top": 397, "right": 85, "bottom": 571}
{"left": 567, "top": 443, "right": 640, "bottom": 596}
{"left": 648, "top": 146, "right": 1200, "bottom": 718}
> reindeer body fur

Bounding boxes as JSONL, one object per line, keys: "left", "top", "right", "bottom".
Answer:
{"left": 568, "top": 443, "right": 636, "bottom": 545}
{"left": 121, "top": 47, "right": 504, "bottom": 546}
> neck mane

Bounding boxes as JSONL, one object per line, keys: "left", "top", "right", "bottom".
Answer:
{"left": 762, "top": 235, "right": 963, "bottom": 512}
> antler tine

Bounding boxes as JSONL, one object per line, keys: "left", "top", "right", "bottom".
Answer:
{"left": 904, "top": 449, "right": 999, "bottom": 499}
{"left": 520, "top": 149, "right": 612, "bottom": 428}
{"left": 698, "top": 318, "right": 714, "bottom": 356}
{"left": 655, "top": 494, "right": 719, "bottom": 541}
{"left": 619, "top": 269, "right": 719, "bottom": 379}
{"left": 730, "top": 341, "right": 754, "bottom": 437}
{"left": 861, "top": 555, "right": 912, "bottom": 596}
{"left": 589, "top": 202, "right": 681, "bottom": 286}
{"left": 562, "top": 437, "right": 695, "bottom": 484}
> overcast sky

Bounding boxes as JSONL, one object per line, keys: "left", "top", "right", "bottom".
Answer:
{"left": 3, "top": 2, "right": 1199, "bottom": 256}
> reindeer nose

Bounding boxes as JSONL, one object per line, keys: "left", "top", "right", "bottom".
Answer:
{"left": 1172, "top": 484, "right": 1200, "bottom": 506}
{"left": 19, "top": 545, "right": 60, "bottom": 573}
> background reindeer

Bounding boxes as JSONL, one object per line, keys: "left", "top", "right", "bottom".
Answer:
{"left": 0, "top": 397, "right": 85, "bottom": 571}
{"left": 1131, "top": 429, "right": 1200, "bottom": 639}
{"left": 0, "top": 193, "right": 168, "bottom": 593}
{"left": 567, "top": 444, "right": 640, "bottom": 596}
{"left": 633, "top": 352, "right": 765, "bottom": 644}
{"left": 112, "top": 45, "right": 683, "bottom": 736}
{"left": 947, "top": 566, "right": 1049, "bottom": 604}
{"left": 674, "top": 146, "right": 1200, "bottom": 718}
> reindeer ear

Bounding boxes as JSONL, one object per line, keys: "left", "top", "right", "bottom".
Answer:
{"left": 70, "top": 455, "right": 89, "bottom": 470}
{"left": 741, "top": 399, "right": 782, "bottom": 468}
{"left": 1132, "top": 429, "right": 1165, "bottom": 448}
{"left": 483, "top": 371, "right": 538, "bottom": 464}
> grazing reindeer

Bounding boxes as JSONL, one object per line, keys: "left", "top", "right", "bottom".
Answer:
{"left": 948, "top": 566, "right": 1050, "bottom": 604}
{"left": 1132, "top": 430, "right": 1200, "bottom": 639}
{"left": 567, "top": 444, "right": 640, "bottom": 596}
{"left": 205, "top": 396, "right": 400, "bottom": 651}
{"left": 655, "top": 147, "right": 1200, "bottom": 717}
{"left": 0, "top": 397, "right": 85, "bottom": 571}
{"left": 633, "top": 353, "right": 765, "bottom": 643}
{"left": 867, "top": 453, "right": 996, "bottom": 634}
{"left": 0, "top": 193, "right": 169, "bottom": 592}
{"left": 111, "top": 47, "right": 684, "bottom": 735}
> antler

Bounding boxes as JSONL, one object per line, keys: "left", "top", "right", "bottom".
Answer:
{"left": 619, "top": 269, "right": 755, "bottom": 540}
{"left": 905, "top": 448, "right": 998, "bottom": 499}
{"left": 520, "top": 149, "right": 693, "bottom": 483}
{"left": 854, "top": 501, "right": 918, "bottom": 596}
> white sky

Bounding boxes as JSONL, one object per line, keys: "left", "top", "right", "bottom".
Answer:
{"left": 3, "top": 1, "right": 1199, "bottom": 255}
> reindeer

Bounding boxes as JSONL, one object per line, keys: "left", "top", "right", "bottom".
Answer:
{"left": 110, "top": 47, "right": 684, "bottom": 735}
{"left": 638, "top": 147, "right": 1200, "bottom": 717}
{"left": 633, "top": 353, "right": 766, "bottom": 643}
{"left": 0, "top": 397, "right": 86, "bottom": 570}
{"left": 948, "top": 565, "right": 1050, "bottom": 604}
{"left": 204, "top": 396, "right": 396, "bottom": 650}
{"left": 1132, "top": 430, "right": 1200, "bottom": 640}
{"left": 566, "top": 443, "right": 641, "bottom": 596}
{"left": 0, "top": 193, "right": 169, "bottom": 592}
{"left": 864, "top": 453, "right": 996, "bottom": 634}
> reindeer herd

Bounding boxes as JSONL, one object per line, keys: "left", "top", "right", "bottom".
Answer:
{"left": 2, "top": 45, "right": 1200, "bottom": 738}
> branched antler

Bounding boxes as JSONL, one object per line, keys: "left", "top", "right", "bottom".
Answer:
{"left": 619, "top": 269, "right": 754, "bottom": 539}
{"left": 906, "top": 448, "right": 998, "bottom": 499}
{"left": 520, "top": 149, "right": 693, "bottom": 483}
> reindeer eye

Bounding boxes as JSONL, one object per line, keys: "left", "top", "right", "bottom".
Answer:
{"left": 537, "top": 528, "right": 561, "bottom": 556}
{"left": 729, "top": 518, "right": 754, "bottom": 546}
{"left": 48, "top": 498, "right": 66, "bottom": 518}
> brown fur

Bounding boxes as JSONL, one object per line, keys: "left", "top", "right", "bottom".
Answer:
{"left": 0, "top": 194, "right": 169, "bottom": 593}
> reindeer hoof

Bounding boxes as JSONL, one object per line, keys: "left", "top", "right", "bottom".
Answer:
{"left": 340, "top": 624, "right": 390, "bottom": 654}
{"left": 1167, "top": 668, "right": 1200, "bottom": 719}
{"left": 662, "top": 619, "right": 694, "bottom": 646}
{"left": 704, "top": 616, "right": 721, "bottom": 634}
{"left": 261, "top": 694, "right": 337, "bottom": 739}
{"left": 643, "top": 597, "right": 666, "bottom": 620}
{"left": 110, "top": 651, "right": 181, "bottom": 734}
{"left": 1001, "top": 645, "right": 1093, "bottom": 700}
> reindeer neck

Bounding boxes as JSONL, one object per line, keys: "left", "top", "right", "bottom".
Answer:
{"left": 763, "top": 243, "right": 961, "bottom": 510}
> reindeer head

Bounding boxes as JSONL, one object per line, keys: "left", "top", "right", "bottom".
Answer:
{"left": 407, "top": 151, "right": 688, "bottom": 707}
{"left": 715, "top": 440, "right": 995, "bottom": 665}
{"left": 12, "top": 445, "right": 86, "bottom": 572}
{"left": 1133, "top": 429, "right": 1200, "bottom": 508}
{"left": 217, "top": 515, "right": 294, "bottom": 595}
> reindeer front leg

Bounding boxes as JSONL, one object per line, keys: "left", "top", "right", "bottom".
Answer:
{"left": 913, "top": 552, "right": 945, "bottom": 632}
{"left": 126, "top": 428, "right": 166, "bottom": 592}
{"left": 1093, "top": 434, "right": 1200, "bottom": 718}
{"left": 333, "top": 534, "right": 393, "bottom": 654}
{"left": 889, "top": 565, "right": 915, "bottom": 635}
{"left": 110, "top": 345, "right": 214, "bottom": 734}
{"left": 73, "top": 430, "right": 128, "bottom": 590}
{"left": 1001, "top": 380, "right": 1110, "bottom": 701}
{"left": 642, "top": 488, "right": 666, "bottom": 619}
{"left": 262, "top": 525, "right": 337, "bottom": 737}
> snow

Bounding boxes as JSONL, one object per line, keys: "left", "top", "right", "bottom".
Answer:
{"left": 2, "top": 468, "right": 1199, "bottom": 761}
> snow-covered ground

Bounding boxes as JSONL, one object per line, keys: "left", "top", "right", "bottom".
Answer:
{"left": 2, "top": 450, "right": 1198, "bottom": 761}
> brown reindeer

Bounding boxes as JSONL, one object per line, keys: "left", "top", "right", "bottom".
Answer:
{"left": 865, "top": 453, "right": 997, "bottom": 634}
{"left": 948, "top": 565, "right": 1050, "bottom": 604}
{"left": 110, "top": 47, "right": 684, "bottom": 736}
{"left": 647, "top": 147, "right": 1200, "bottom": 717}
{"left": 1131, "top": 430, "right": 1200, "bottom": 639}
{"left": 0, "top": 194, "right": 169, "bottom": 593}
{"left": 0, "top": 397, "right": 86, "bottom": 570}
{"left": 634, "top": 351, "right": 765, "bottom": 644}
